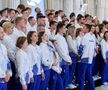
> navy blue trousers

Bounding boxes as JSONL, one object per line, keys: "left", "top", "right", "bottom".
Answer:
{"left": 77, "top": 63, "right": 95, "bottom": 90}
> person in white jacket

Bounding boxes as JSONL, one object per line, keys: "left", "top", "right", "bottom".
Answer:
{"left": 16, "top": 36, "right": 33, "bottom": 90}
{"left": 54, "top": 22, "right": 72, "bottom": 90}
{"left": 101, "top": 31, "right": 108, "bottom": 86}
{"left": 0, "top": 27, "right": 12, "bottom": 90}
{"left": 66, "top": 26, "right": 78, "bottom": 89}
{"left": 37, "top": 31, "right": 56, "bottom": 90}
{"left": 77, "top": 24, "right": 96, "bottom": 90}
{"left": 48, "top": 40, "right": 63, "bottom": 90}
{"left": 2, "top": 21, "right": 17, "bottom": 90}
{"left": 26, "top": 31, "right": 45, "bottom": 90}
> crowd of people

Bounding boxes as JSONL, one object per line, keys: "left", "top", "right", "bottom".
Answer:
{"left": 0, "top": 4, "right": 108, "bottom": 90}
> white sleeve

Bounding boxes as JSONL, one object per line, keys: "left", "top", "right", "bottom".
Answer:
{"left": 56, "top": 43, "right": 71, "bottom": 63}
{"left": 3, "top": 47, "right": 12, "bottom": 76}
{"left": 16, "top": 53, "right": 26, "bottom": 85}
{"left": 26, "top": 48, "right": 33, "bottom": 78}
{"left": 66, "top": 36, "right": 78, "bottom": 54}
{"left": 41, "top": 45, "right": 53, "bottom": 67}
{"left": 101, "top": 40, "right": 106, "bottom": 60}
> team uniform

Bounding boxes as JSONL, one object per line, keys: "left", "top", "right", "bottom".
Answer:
{"left": 55, "top": 33, "right": 71, "bottom": 90}
{"left": 0, "top": 42, "right": 12, "bottom": 90}
{"left": 101, "top": 39, "right": 108, "bottom": 85}
{"left": 27, "top": 44, "right": 43, "bottom": 90}
{"left": 15, "top": 49, "right": 33, "bottom": 90}
{"left": 39, "top": 42, "right": 53, "bottom": 90}
{"left": 66, "top": 35, "right": 78, "bottom": 88}
{"left": 78, "top": 32, "right": 96, "bottom": 90}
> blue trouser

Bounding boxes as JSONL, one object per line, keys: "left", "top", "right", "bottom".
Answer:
{"left": 8, "top": 60, "right": 16, "bottom": 90}
{"left": 40, "top": 69, "right": 50, "bottom": 90}
{"left": 69, "top": 52, "right": 76, "bottom": 84}
{"left": 0, "top": 83, "right": 7, "bottom": 90}
{"left": 61, "top": 64, "right": 69, "bottom": 90}
{"left": 102, "top": 61, "right": 108, "bottom": 83}
{"left": 29, "top": 75, "right": 41, "bottom": 90}
{"left": 49, "top": 70, "right": 63, "bottom": 90}
{"left": 77, "top": 63, "right": 95, "bottom": 90}
{"left": 15, "top": 78, "right": 29, "bottom": 90}
{"left": 92, "top": 57, "right": 98, "bottom": 76}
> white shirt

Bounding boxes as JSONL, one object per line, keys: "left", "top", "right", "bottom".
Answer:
{"left": 26, "top": 44, "right": 42, "bottom": 75}
{"left": 2, "top": 33, "right": 16, "bottom": 62}
{"left": 76, "top": 36, "right": 83, "bottom": 49}
{"left": 16, "top": 49, "right": 33, "bottom": 85}
{"left": 10, "top": 27, "right": 26, "bottom": 45}
{"left": 0, "top": 42, "right": 12, "bottom": 81}
{"left": 66, "top": 35, "right": 78, "bottom": 54}
{"left": 79, "top": 33, "right": 96, "bottom": 64}
{"left": 27, "top": 24, "right": 37, "bottom": 33}
{"left": 40, "top": 42, "right": 53, "bottom": 70}
{"left": 101, "top": 39, "right": 108, "bottom": 60}
{"left": 54, "top": 33, "right": 71, "bottom": 63}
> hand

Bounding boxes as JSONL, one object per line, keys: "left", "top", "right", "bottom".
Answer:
{"left": 22, "top": 84, "right": 27, "bottom": 90}
{"left": 30, "top": 77, "right": 34, "bottom": 83}
{"left": 104, "top": 59, "right": 107, "bottom": 64}
{"left": 41, "top": 72, "right": 45, "bottom": 81}
{"left": 52, "top": 61, "right": 58, "bottom": 66}
{"left": 68, "top": 60, "right": 72, "bottom": 65}
{"left": 4, "top": 75, "right": 10, "bottom": 82}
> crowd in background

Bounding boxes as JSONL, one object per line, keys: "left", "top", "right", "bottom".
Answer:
{"left": 0, "top": 4, "right": 108, "bottom": 90}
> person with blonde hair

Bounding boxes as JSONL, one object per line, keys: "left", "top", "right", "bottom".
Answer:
{"left": 66, "top": 26, "right": 78, "bottom": 89}
{"left": 2, "top": 22, "right": 16, "bottom": 90}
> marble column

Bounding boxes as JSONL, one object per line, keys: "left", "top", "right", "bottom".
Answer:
{"left": 8, "top": 0, "right": 20, "bottom": 9}
{"left": 0, "top": 0, "right": 8, "bottom": 9}
{"left": 20, "top": 0, "right": 28, "bottom": 6}
{"left": 63, "top": 0, "right": 73, "bottom": 18}
{"left": 104, "top": 0, "right": 108, "bottom": 20}
{"left": 97, "top": 0, "right": 105, "bottom": 22}
{"left": 86, "top": 0, "right": 95, "bottom": 16}
{"left": 47, "top": 0, "right": 63, "bottom": 10}
{"left": 73, "top": 0, "right": 81, "bottom": 16}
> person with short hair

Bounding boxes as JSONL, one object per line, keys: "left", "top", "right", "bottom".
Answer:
{"left": 16, "top": 36, "right": 33, "bottom": 90}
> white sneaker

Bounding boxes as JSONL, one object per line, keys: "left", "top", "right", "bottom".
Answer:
{"left": 96, "top": 75, "right": 101, "bottom": 79}
{"left": 93, "top": 76, "right": 98, "bottom": 81}
{"left": 68, "top": 84, "right": 77, "bottom": 89}
{"left": 103, "top": 82, "right": 108, "bottom": 86}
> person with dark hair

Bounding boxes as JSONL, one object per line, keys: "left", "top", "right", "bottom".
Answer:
{"left": 76, "top": 14, "right": 85, "bottom": 29}
{"left": 101, "top": 31, "right": 108, "bottom": 86}
{"left": 69, "top": 12, "right": 75, "bottom": 26}
{"left": 47, "top": 13, "right": 54, "bottom": 22}
{"left": 76, "top": 28, "right": 84, "bottom": 49}
{"left": 26, "top": 31, "right": 45, "bottom": 90}
{"left": 27, "top": 16, "right": 37, "bottom": 32}
{"left": 21, "top": 8, "right": 29, "bottom": 18}
{"left": 77, "top": 24, "right": 96, "bottom": 90}
{"left": 1, "top": 8, "right": 9, "bottom": 20}
{"left": 8, "top": 9, "right": 16, "bottom": 22}
{"left": 17, "top": 4, "right": 25, "bottom": 15}
{"left": 16, "top": 36, "right": 33, "bottom": 90}
{"left": 38, "top": 31, "right": 54, "bottom": 90}
{"left": 37, "top": 15, "right": 46, "bottom": 26}
{"left": 55, "top": 22, "right": 72, "bottom": 90}
{"left": 0, "top": 27, "right": 12, "bottom": 90}
{"left": 49, "top": 20, "right": 57, "bottom": 39}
